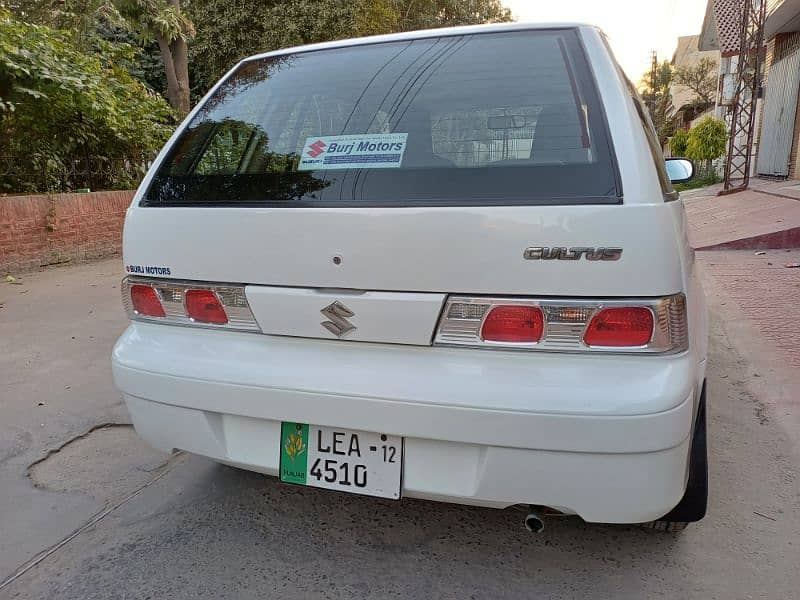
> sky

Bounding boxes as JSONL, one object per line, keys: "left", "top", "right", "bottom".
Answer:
{"left": 504, "top": 0, "right": 709, "bottom": 81}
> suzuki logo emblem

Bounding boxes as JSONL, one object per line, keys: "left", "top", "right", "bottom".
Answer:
{"left": 307, "top": 140, "right": 327, "bottom": 158}
{"left": 320, "top": 301, "right": 356, "bottom": 338}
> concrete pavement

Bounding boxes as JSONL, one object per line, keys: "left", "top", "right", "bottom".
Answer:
{"left": 0, "top": 261, "right": 134, "bottom": 580}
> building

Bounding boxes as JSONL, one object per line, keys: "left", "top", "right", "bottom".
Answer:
{"left": 699, "top": 0, "right": 747, "bottom": 110}
{"left": 699, "top": 0, "right": 765, "bottom": 177}
{"left": 756, "top": 0, "right": 800, "bottom": 177}
{"left": 700, "top": 0, "right": 800, "bottom": 179}
{"left": 670, "top": 35, "right": 721, "bottom": 131}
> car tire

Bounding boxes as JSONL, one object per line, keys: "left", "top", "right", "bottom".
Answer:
{"left": 641, "top": 520, "right": 689, "bottom": 533}
{"left": 642, "top": 381, "right": 708, "bottom": 533}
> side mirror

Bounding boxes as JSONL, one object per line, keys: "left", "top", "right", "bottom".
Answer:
{"left": 665, "top": 157, "right": 694, "bottom": 183}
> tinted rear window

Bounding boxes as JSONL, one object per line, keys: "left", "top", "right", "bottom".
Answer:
{"left": 142, "top": 29, "right": 620, "bottom": 207}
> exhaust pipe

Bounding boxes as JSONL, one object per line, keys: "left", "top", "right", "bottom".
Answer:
{"left": 524, "top": 507, "right": 545, "bottom": 533}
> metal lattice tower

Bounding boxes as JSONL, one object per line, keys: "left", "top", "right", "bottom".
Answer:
{"left": 721, "top": 0, "right": 767, "bottom": 194}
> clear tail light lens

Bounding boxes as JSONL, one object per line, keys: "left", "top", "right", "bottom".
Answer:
{"left": 185, "top": 289, "right": 228, "bottom": 324}
{"left": 435, "top": 295, "right": 687, "bottom": 354}
{"left": 130, "top": 284, "right": 166, "bottom": 318}
{"left": 481, "top": 305, "right": 544, "bottom": 344}
{"left": 122, "top": 277, "right": 259, "bottom": 332}
{"left": 583, "top": 307, "right": 654, "bottom": 347}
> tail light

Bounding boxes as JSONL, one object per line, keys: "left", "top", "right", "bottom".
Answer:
{"left": 435, "top": 295, "right": 687, "bottom": 354}
{"left": 122, "top": 277, "right": 259, "bottom": 332}
{"left": 130, "top": 284, "right": 166, "bottom": 318}
{"left": 583, "top": 307, "right": 653, "bottom": 347}
{"left": 185, "top": 289, "right": 228, "bottom": 325}
{"left": 481, "top": 305, "right": 544, "bottom": 344}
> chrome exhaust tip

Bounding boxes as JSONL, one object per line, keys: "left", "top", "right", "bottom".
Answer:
{"left": 524, "top": 509, "right": 545, "bottom": 533}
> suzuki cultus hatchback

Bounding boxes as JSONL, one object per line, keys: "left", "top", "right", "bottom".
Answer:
{"left": 113, "top": 23, "right": 708, "bottom": 532}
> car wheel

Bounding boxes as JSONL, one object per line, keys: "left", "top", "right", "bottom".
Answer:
{"left": 641, "top": 519, "right": 689, "bottom": 533}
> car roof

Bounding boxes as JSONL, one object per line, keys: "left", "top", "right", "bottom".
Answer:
{"left": 242, "top": 22, "right": 600, "bottom": 63}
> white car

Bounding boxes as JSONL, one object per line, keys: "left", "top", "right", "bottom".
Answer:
{"left": 112, "top": 22, "right": 708, "bottom": 532}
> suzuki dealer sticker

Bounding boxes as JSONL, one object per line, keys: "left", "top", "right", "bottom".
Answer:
{"left": 298, "top": 133, "right": 408, "bottom": 170}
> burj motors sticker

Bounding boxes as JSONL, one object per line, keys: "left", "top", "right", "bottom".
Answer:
{"left": 298, "top": 133, "right": 408, "bottom": 170}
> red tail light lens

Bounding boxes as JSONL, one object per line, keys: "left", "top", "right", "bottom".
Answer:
{"left": 130, "top": 284, "right": 165, "bottom": 317}
{"left": 185, "top": 289, "right": 228, "bottom": 324}
{"left": 122, "top": 278, "right": 260, "bottom": 331}
{"left": 583, "top": 307, "right": 654, "bottom": 347}
{"left": 481, "top": 305, "right": 544, "bottom": 343}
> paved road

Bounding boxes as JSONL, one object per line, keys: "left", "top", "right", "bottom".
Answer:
{"left": 1, "top": 259, "right": 799, "bottom": 599}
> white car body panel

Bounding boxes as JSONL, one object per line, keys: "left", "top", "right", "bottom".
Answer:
{"left": 113, "top": 323, "right": 695, "bottom": 522}
{"left": 123, "top": 204, "right": 686, "bottom": 297}
{"left": 112, "top": 23, "right": 709, "bottom": 524}
{"left": 245, "top": 286, "right": 445, "bottom": 344}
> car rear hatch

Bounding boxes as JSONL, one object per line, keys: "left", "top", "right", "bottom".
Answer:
{"left": 124, "top": 28, "right": 684, "bottom": 346}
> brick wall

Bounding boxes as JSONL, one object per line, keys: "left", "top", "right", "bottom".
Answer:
{"left": 0, "top": 190, "right": 134, "bottom": 274}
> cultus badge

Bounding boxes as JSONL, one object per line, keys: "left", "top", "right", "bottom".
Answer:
{"left": 523, "top": 247, "right": 623, "bottom": 261}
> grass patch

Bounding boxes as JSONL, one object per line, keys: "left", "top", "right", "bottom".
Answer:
{"left": 675, "top": 172, "right": 720, "bottom": 192}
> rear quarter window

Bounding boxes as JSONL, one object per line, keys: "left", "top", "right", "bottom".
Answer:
{"left": 142, "top": 29, "right": 621, "bottom": 207}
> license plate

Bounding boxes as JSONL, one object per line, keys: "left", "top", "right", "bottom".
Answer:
{"left": 279, "top": 423, "right": 402, "bottom": 499}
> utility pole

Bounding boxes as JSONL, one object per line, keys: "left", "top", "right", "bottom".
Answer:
{"left": 647, "top": 51, "right": 658, "bottom": 115}
{"left": 720, "top": 0, "right": 767, "bottom": 194}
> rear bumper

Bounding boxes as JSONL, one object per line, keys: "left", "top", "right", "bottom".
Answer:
{"left": 112, "top": 323, "right": 701, "bottom": 523}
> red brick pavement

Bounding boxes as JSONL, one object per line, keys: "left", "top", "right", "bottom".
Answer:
{"left": 696, "top": 249, "right": 800, "bottom": 368}
{"left": 683, "top": 186, "right": 800, "bottom": 250}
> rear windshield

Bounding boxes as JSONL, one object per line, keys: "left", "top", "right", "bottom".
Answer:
{"left": 142, "top": 29, "right": 621, "bottom": 207}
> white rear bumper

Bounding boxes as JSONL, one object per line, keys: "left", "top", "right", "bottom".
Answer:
{"left": 112, "top": 323, "right": 701, "bottom": 523}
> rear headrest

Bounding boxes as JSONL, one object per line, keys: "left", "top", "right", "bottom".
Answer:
{"left": 530, "top": 105, "right": 588, "bottom": 164}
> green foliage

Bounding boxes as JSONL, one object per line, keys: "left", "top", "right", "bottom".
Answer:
{"left": 113, "top": 0, "right": 195, "bottom": 44}
{"left": 186, "top": 0, "right": 513, "bottom": 98}
{"left": 389, "top": 0, "right": 512, "bottom": 30}
{"left": 0, "top": 8, "right": 175, "bottom": 192}
{"left": 9, "top": 0, "right": 512, "bottom": 109}
{"left": 3, "top": 0, "right": 91, "bottom": 30}
{"left": 6, "top": 0, "right": 167, "bottom": 96}
{"left": 674, "top": 170, "right": 720, "bottom": 192}
{"left": 669, "top": 129, "right": 689, "bottom": 157}
{"left": 685, "top": 116, "right": 727, "bottom": 162}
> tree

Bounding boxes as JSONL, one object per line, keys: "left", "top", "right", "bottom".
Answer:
{"left": 186, "top": 0, "right": 513, "bottom": 99}
{"left": 674, "top": 57, "right": 717, "bottom": 107}
{"left": 113, "top": 0, "right": 194, "bottom": 114}
{"left": 390, "top": 0, "right": 512, "bottom": 30}
{"left": 8, "top": 0, "right": 512, "bottom": 111}
{"left": 0, "top": 8, "right": 174, "bottom": 192}
{"left": 640, "top": 59, "right": 676, "bottom": 145}
{"left": 685, "top": 116, "right": 727, "bottom": 176}
{"left": 669, "top": 128, "right": 689, "bottom": 157}
{"left": 6, "top": 0, "right": 168, "bottom": 102}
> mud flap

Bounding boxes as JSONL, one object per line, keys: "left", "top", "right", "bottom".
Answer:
{"left": 659, "top": 381, "right": 708, "bottom": 522}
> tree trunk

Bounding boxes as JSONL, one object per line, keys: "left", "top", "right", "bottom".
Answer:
{"left": 155, "top": 34, "right": 191, "bottom": 116}
{"left": 167, "top": 0, "right": 191, "bottom": 115}
{"left": 170, "top": 37, "right": 191, "bottom": 115}
{"left": 154, "top": 0, "right": 192, "bottom": 116}
{"left": 156, "top": 34, "right": 181, "bottom": 111}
